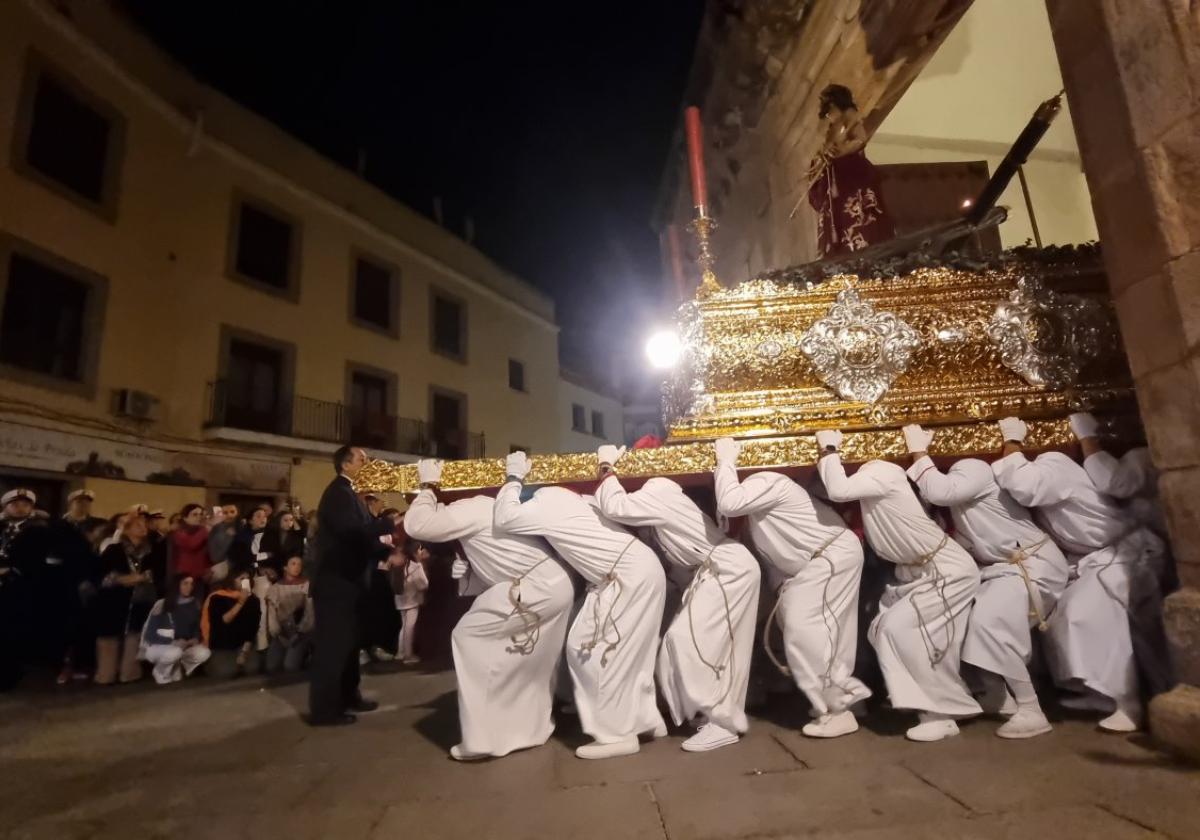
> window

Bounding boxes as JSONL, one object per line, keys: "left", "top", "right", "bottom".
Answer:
{"left": 222, "top": 339, "right": 286, "bottom": 434}
{"left": 15, "top": 54, "right": 125, "bottom": 216}
{"left": 430, "top": 388, "right": 466, "bottom": 460}
{"left": 508, "top": 359, "right": 526, "bottom": 392}
{"left": 0, "top": 236, "right": 106, "bottom": 396}
{"left": 591, "top": 410, "right": 605, "bottom": 438}
{"left": 571, "top": 403, "right": 586, "bottom": 432}
{"left": 430, "top": 290, "right": 466, "bottom": 360}
{"left": 351, "top": 255, "right": 398, "bottom": 335}
{"left": 229, "top": 197, "right": 300, "bottom": 297}
{"left": 348, "top": 366, "right": 395, "bottom": 450}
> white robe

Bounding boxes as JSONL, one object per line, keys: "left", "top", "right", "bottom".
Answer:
{"left": 908, "top": 457, "right": 1068, "bottom": 683}
{"left": 713, "top": 465, "right": 869, "bottom": 715}
{"left": 595, "top": 476, "right": 760, "bottom": 733}
{"left": 818, "top": 456, "right": 982, "bottom": 717}
{"left": 405, "top": 491, "right": 573, "bottom": 757}
{"left": 993, "top": 451, "right": 1165, "bottom": 708}
{"left": 493, "top": 483, "right": 666, "bottom": 743}
{"left": 1084, "top": 448, "right": 1167, "bottom": 538}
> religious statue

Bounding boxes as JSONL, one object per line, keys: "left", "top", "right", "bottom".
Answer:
{"left": 806, "top": 84, "right": 896, "bottom": 256}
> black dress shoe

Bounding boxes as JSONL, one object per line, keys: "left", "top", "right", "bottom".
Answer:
{"left": 346, "top": 697, "right": 379, "bottom": 713}
{"left": 309, "top": 713, "right": 357, "bottom": 727}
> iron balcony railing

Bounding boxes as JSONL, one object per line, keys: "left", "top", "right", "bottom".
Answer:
{"left": 204, "top": 380, "right": 485, "bottom": 458}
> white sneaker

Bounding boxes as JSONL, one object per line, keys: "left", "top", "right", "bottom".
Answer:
{"left": 1098, "top": 708, "right": 1141, "bottom": 733}
{"left": 802, "top": 710, "right": 859, "bottom": 739}
{"left": 449, "top": 744, "right": 489, "bottom": 761}
{"left": 575, "top": 736, "right": 640, "bottom": 759}
{"left": 906, "top": 717, "right": 960, "bottom": 742}
{"left": 371, "top": 646, "right": 396, "bottom": 662}
{"left": 996, "top": 707, "right": 1052, "bottom": 739}
{"left": 681, "top": 722, "right": 739, "bottom": 752}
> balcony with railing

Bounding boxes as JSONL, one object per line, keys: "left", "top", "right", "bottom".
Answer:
{"left": 204, "top": 380, "right": 485, "bottom": 458}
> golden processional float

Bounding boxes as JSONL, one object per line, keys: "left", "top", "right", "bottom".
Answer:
{"left": 357, "top": 95, "right": 1140, "bottom": 497}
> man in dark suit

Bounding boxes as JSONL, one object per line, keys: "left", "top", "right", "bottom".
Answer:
{"left": 308, "top": 446, "right": 394, "bottom": 726}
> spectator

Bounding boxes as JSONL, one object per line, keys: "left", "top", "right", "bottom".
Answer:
{"left": 207, "top": 504, "right": 241, "bottom": 580}
{"left": 201, "top": 567, "right": 262, "bottom": 678}
{"left": 148, "top": 510, "right": 170, "bottom": 541}
{"left": 232, "top": 506, "right": 275, "bottom": 574}
{"left": 302, "top": 512, "right": 320, "bottom": 577}
{"left": 1, "top": 488, "right": 50, "bottom": 689}
{"left": 95, "top": 511, "right": 165, "bottom": 685}
{"left": 48, "top": 490, "right": 100, "bottom": 684}
{"left": 168, "top": 504, "right": 212, "bottom": 592}
{"left": 393, "top": 538, "right": 430, "bottom": 665}
{"left": 364, "top": 493, "right": 384, "bottom": 519}
{"left": 262, "top": 510, "right": 305, "bottom": 566}
{"left": 140, "top": 574, "right": 211, "bottom": 684}
{"left": 265, "top": 555, "right": 315, "bottom": 672}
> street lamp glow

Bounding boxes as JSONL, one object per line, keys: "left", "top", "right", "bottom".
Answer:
{"left": 645, "top": 330, "right": 682, "bottom": 370}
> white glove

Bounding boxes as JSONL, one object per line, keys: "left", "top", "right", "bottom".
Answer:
{"left": 998, "top": 417, "right": 1028, "bottom": 444}
{"left": 713, "top": 437, "right": 741, "bottom": 467}
{"left": 815, "top": 430, "right": 843, "bottom": 451}
{"left": 902, "top": 424, "right": 934, "bottom": 454}
{"left": 417, "top": 459, "right": 444, "bottom": 485}
{"left": 450, "top": 556, "right": 469, "bottom": 579}
{"left": 1069, "top": 412, "right": 1099, "bottom": 440}
{"left": 505, "top": 450, "right": 532, "bottom": 480}
{"left": 596, "top": 445, "right": 627, "bottom": 467}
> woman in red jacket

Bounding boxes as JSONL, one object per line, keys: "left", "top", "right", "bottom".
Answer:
{"left": 169, "top": 504, "right": 212, "bottom": 595}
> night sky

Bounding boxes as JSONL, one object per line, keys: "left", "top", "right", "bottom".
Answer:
{"left": 122, "top": 0, "right": 707, "bottom": 387}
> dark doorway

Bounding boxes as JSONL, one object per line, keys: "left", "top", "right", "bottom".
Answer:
{"left": 224, "top": 339, "right": 285, "bottom": 434}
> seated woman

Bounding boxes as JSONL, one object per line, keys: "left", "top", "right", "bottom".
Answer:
{"left": 140, "top": 574, "right": 211, "bottom": 684}
{"left": 265, "top": 556, "right": 315, "bottom": 672}
{"left": 201, "top": 567, "right": 262, "bottom": 679}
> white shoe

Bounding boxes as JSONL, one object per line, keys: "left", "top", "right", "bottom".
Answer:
{"left": 681, "top": 722, "right": 739, "bottom": 752}
{"left": 802, "top": 710, "right": 859, "bottom": 739}
{"left": 906, "top": 717, "right": 960, "bottom": 742}
{"left": 449, "top": 744, "right": 489, "bottom": 761}
{"left": 996, "top": 707, "right": 1052, "bottom": 739}
{"left": 575, "top": 736, "right": 640, "bottom": 759}
{"left": 358, "top": 650, "right": 370, "bottom": 666}
{"left": 1098, "top": 708, "right": 1141, "bottom": 733}
{"left": 371, "top": 646, "right": 396, "bottom": 662}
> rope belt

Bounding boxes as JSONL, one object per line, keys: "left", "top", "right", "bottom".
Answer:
{"left": 762, "top": 530, "right": 845, "bottom": 677}
{"left": 504, "top": 556, "right": 552, "bottom": 656}
{"left": 579, "top": 538, "right": 636, "bottom": 667}
{"left": 681, "top": 546, "right": 738, "bottom": 707}
{"left": 1007, "top": 537, "right": 1050, "bottom": 632}
{"left": 898, "top": 533, "right": 956, "bottom": 668}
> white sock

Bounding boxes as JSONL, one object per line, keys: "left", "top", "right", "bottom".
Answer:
{"left": 1007, "top": 677, "right": 1040, "bottom": 709}
{"left": 918, "top": 711, "right": 951, "bottom": 724}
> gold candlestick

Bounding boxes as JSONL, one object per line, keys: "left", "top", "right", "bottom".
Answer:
{"left": 688, "top": 210, "right": 722, "bottom": 299}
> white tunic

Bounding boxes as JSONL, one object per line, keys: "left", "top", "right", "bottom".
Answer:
{"left": 1084, "top": 448, "right": 1166, "bottom": 537}
{"left": 713, "top": 465, "right": 869, "bottom": 715}
{"left": 992, "top": 451, "right": 1165, "bottom": 707}
{"left": 493, "top": 483, "right": 666, "bottom": 743}
{"left": 908, "top": 456, "right": 1068, "bottom": 683}
{"left": 595, "top": 476, "right": 760, "bottom": 733}
{"left": 405, "top": 490, "right": 573, "bottom": 757}
{"left": 818, "top": 456, "right": 981, "bottom": 716}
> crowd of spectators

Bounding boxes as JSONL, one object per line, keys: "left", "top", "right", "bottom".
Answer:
{"left": 0, "top": 487, "right": 434, "bottom": 691}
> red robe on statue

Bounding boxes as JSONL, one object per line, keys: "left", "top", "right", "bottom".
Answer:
{"left": 807, "top": 150, "right": 895, "bottom": 257}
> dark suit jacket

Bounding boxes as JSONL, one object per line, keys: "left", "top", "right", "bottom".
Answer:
{"left": 314, "top": 475, "right": 390, "bottom": 588}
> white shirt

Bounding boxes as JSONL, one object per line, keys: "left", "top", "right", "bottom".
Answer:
{"left": 713, "top": 465, "right": 847, "bottom": 576}
{"left": 595, "top": 475, "right": 735, "bottom": 568}
{"left": 992, "top": 451, "right": 1130, "bottom": 555}
{"left": 493, "top": 483, "right": 653, "bottom": 584}
{"left": 907, "top": 456, "right": 1050, "bottom": 564}
{"left": 404, "top": 490, "right": 556, "bottom": 588}
{"left": 818, "top": 456, "right": 950, "bottom": 580}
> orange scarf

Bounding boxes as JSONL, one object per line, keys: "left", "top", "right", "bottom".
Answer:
{"left": 200, "top": 589, "right": 241, "bottom": 646}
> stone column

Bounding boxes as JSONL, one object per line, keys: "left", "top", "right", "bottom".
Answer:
{"left": 1044, "top": 0, "right": 1200, "bottom": 760}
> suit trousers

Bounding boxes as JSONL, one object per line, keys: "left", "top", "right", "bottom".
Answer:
{"left": 309, "top": 575, "right": 363, "bottom": 721}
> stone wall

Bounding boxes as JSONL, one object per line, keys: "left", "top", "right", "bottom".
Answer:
{"left": 1044, "top": 0, "right": 1200, "bottom": 761}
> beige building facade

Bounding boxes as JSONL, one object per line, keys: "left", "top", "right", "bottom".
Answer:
{"left": 0, "top": 0, "right": 618, "bottom": 516}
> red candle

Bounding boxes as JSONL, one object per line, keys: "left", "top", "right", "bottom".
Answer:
{"left": 684, "top": 106, "right": 708, "bottom": 211}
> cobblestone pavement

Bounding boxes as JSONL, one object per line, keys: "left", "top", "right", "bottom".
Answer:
{"left": 1, "top": 665, "right": 1198, "bottom": 839}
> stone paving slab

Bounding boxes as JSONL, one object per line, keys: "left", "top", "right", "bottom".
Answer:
{"left": 651, "top": 763, "right": 967, "bottom": 840}
{"left": 800, "top": 805, "right": 1159, "bottom": 839}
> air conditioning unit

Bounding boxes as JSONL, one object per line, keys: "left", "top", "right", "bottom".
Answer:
{"left": 113, "top": 389, "right": 160, "bottom": 421}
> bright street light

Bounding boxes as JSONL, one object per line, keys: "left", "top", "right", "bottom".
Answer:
{"left": 645, "top": 330, "right": 682, "bottom": 370}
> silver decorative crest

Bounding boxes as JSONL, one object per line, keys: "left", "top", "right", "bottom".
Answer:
{"left": 986, "top": 277, "right": 1109, "bottom": 389}
{"left": 799, "top": 288, "right": 922, "bottom": 404}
